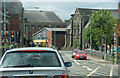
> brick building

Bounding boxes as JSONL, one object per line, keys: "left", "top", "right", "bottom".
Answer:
{"left": 33, "top": 28, "right": 66, "bottom": 50}
{"left": 24, "top": 10, "right": 66, "bottom": 41}
{"left": 1, "top": 0, "right": 23, "bottom": 43}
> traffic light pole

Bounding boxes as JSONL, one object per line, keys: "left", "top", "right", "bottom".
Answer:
{"left": 115, "top": 33, "right": 118, "bottom": 64}
{"left": 4, "top": 0, "right": 6, "bottom": 52}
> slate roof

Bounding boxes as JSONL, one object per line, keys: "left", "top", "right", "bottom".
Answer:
{"left": 33, "top": 28, "right": 66, "bottom": 36}
{"left": 24, "top": 10, "right": 63, "bottom": 23}
{"left": 46, "top": 28, "right": 66, "bottom": 31}
{"left": 77, "top": 8, "right": 118, "bottom": 19}
{"left": 66, "top": 24, "right": 71, "bottom": 30}
{"left": 84, "top": 21, "right": 90, "bottom": 28}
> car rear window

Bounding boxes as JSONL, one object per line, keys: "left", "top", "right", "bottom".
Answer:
{"left": 1, "top": 51, "right": 61, "bottom": 67}
{"left": 77, "top": 51, "right": 86, "bottom": 54}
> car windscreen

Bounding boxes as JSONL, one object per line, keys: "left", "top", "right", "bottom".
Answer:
{"left": 77, "top": 51, "right": 86, "bottom": 54}
{"left": 0, "top": 51, "right": 61, "bottom": 68}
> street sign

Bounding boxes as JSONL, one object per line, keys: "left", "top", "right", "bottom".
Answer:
{"left": 1, "top": 35, "right": 10, "bottom": 43}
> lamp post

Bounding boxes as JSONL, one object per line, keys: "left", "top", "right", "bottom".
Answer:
{"left": 22, "top": 8, "right": 25, "bottom": 47}
{"left": 115, "top": 33, "right": 118, "bottom": 64}
{"left": 54, "top": 26, "right": 56, "bottom": 47}
{"left": 90, "top": 25, "right": 92, "bottom": 56}
{"left": 4, "top": 0, "right": 6, "bottom": 52}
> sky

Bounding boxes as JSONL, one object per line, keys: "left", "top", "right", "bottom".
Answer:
{"left": 20, "top": 0, "right": 119, "bottom": 2}
{"left": 19, "top": 0, "right": 119, "bottom": 21}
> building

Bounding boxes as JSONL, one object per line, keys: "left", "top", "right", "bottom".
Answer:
{"left": 1, "top": 0, "right": 23, "bottom": 44}
{"left": 64, "top": 8, "right": 118, "bottom": 49}
{"left": 33, "top": 28, "right": 66, "bottom": 50}
{"left": 24, "top": 10, "right": 66, "bottom": 40}
{"left": 117, "top": 2, "right": 120, "bottom": 46}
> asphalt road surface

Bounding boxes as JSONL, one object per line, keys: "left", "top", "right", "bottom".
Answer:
{"left": 59, "top": 51, "right": 119, "bottom": 77}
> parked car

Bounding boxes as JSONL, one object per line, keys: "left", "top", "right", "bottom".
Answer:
{"left": 75, "top": 50, "right": 87, "bottom": 60}
{"left": 0, "top": 47, "right": 72, "bottom": 77}
{"left": 72, "top": 49, "right": 79, "bottom": 58}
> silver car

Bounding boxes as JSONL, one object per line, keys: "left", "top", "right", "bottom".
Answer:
{"left": 72, "top": 49, "right": 79, "bottom": 58}
{"left": 0, "top": 47, "right": 72, "bottom": 78}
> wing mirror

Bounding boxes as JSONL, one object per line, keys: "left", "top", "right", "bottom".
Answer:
{"left": 64, "top": 62, "right": 72, "bottom": 67}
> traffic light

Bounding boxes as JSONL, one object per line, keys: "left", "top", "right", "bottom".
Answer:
{"left": 111, "top": 38, "right": 114, "bottom": 45}
{"left": 11, "top": 31, "right": 15, "bottom": 43}
{"left": 102, "top": 35, "right": 105, "bottom": 43}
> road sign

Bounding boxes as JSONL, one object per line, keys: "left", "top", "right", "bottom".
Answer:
{"left": 1, "top": 35, "right": 10, "bottom": 43}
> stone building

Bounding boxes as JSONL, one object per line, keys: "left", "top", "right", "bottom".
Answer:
{"left": 24, "top": 10, "right": 66, "bottom": 40}
{"left": 64, "top": 8, "right": 118, "bottom": 50}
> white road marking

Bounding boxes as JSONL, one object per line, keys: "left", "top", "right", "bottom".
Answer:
{"left": 87, "top": 66, "right": 100, "bottom": 76}
{"left": 73, "top": 60, "right": 80, "bottom": 65}
{"left": 83, "top": 66, "right": 93, "bottom": 71}
{"left": 109, "top": 67, "right": 113, "bottom": 76}
{"left": 65, "top": 54, "right": 72, "bottom": 60}
{"left": 65, "top": 54, "right": 81, "bottom": 65}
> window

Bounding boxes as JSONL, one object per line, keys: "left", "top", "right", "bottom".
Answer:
{"left": 28, "top": 36, "right": 31, "bottom": 39}
{"left": 74, "top": 29, "right": 76, "bottom": 36}
{"left": 1, "top": 51, "right": 61, "bottom": 67}
{"left": 28, "top": 26, "right": 31, "bottom": 32}
{"left": 35, "top": 26, "right": 38, "bottom": 32}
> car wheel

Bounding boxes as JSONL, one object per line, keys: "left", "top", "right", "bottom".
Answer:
{"left": 72, "top": 55, "right": 74, "bottom": 58}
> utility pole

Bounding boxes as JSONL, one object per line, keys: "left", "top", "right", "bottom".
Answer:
{"left": 4, "top": 0, "right": 6, "bottom": 52}
{"left": 90, "top": 26, "right": 92, "bottom": 56}
{"left": 115, "top": 33, "right": 118, "bottom": 64}
{"left": 22, "top": 8, "right": 25, "bottom": 47}
{"left": 54, "top": 26, "right": 56, "bottom": 47}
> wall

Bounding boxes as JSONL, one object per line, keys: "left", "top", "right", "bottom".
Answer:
{"left": 85, "top": 49, "right": 104, "bottom": 59}
{"left": 48, "top": 30, "right": 53, "bottom": 47}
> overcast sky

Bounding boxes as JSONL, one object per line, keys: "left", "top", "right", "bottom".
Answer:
{"left": 20, "top": 0, "right": 119, "bottom": 21}
{"left": 20, "top": 0, "right": 119, "bottom": 2}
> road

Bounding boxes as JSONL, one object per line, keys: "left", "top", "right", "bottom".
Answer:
{"left": 59, "top": 51, "right": 119, "bottom": 77}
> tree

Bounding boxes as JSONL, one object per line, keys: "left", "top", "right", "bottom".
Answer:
{"left": 73, "top": 38, "right": 79, "bottom": 48}
{"left": 83, "top": 9, "right": 116, "bottom": 50}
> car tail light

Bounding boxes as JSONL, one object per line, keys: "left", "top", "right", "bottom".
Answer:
{"left": 0, "top": 76, "right": 8, "bottom": 78}
{"left": 54, "top": 75, "right": 68, "bottom": 78}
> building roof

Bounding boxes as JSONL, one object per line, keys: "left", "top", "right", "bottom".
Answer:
{"left": 77, "top": 8, "right": 118, "bottom": 19}
{"left": 46, "top": 28, "right": 66, "bottom": 31}
{"left": 84, "top": 21, "right": 90, "bottom": 28}
{"left": 66, "top": 24, "right": 71, "bottom": 30}
{"left": 24, "top": 10, "right": 63, "bottom": 23}
{"left": 33, "top": 28, "right": 66, "bottom": 36}
{"left": 24, "top": 10, "right": 63, "bottom": 22}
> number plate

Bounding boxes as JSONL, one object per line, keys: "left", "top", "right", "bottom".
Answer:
{"left": 20, "top": 76, "right": 45, "bottom": 78}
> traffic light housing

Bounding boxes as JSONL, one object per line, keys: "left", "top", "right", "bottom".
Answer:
{"left": 111, "top": 38, "right": 114, "bottom": 45}
{"left": 102, "top": 35, "right": 105, "bottom": 43}
{"left": 11, "top": 31, "right": 15, "bottom": 43}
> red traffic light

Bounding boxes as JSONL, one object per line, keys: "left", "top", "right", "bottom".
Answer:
{"left": 11, "top": 32, "right": 14, "bottom": 34}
